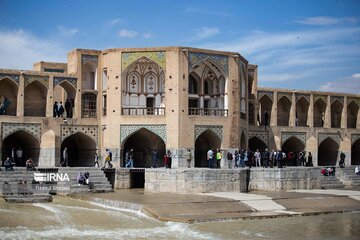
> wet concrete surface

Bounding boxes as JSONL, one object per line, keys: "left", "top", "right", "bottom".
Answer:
{"left": 81, "top": 188, "right": 360, "bottom": 223}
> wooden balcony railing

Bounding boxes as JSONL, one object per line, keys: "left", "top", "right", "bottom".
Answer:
{"left": 122, "top": 107, "right": 165, "bottom": 115}
{"left": 188, "top": 108, "right": 228, "bottom": 117}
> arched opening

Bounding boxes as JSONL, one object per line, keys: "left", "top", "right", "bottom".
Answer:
{"left": 248, "top": 137, "right": 267, "bottom": 152}
{"left": 240, "top": 132, "right": 246, "bottom": 150}
{"left": 351, "top": 139, "right": 360, "bottom": 165}
{"left": 189, "top": 74, "right": 199, "bottom": 94}
{"left": 82, "top": 62, "right": 97, "bottom": 90}
{"left": 296, "top": 97, "right": 309, "bottom": 126}
{"left": 54, "top": 81, "right": 76, "bottom": 118}
{"left": 123, "top": 128, "right": 166, "bottom": 168}
{"left": 0, "top": 78, "right": 18, "bottom": 116}
{"left": 282, "top": 137, "right": 305, "bottom": 166}
{"left": 61, "top": 132, "right": 96, "bottom": 167}
{"left": 277, "top": 96, "right": 291, "bottom": 126}
{"left": 195, "top": 130, "right": 221, "bottom": 167}
{"left": 259, "top": 95, "right": 272, "bottom": 126}
{"left": 347, "top": 101, "right": 359, "bottom": 128}
{"left": 314, "top": 98, "right": 326, "bottom": 127}
{"left": 2, "top": 130, "right": 40, "bottom": 166}
{"left": 24, "top": 81, "right": 47, "bottom": 117}
{"left": 318, "top": 138, "right": 339, "bottom": 166}
{"left": 331, "top": 100, "right": 343, "bottom": 128}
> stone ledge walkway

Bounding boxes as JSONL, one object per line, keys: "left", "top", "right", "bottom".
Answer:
{"left": 81, "top": 188, "right": 360, "bottom": 223}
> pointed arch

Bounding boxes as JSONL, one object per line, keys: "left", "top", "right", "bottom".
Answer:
{"left": 249, "top": 136, "right": 267, "bottom": 152}
{"left": 258, "top": 95, "right": 273, "bottom": 126}
{"left": 347, "top": 101, "right": 359, "bottom": 128}
{"left": 277, "top": 96, "right": 292, "bottom": 126}
{"left": 122, "top": 128, "right": 166, "bottom": 168}
{"left": 2, "top": 130, "right": 40, "bottom": 166}
{"left": 82, "top": 61, "right": 97, "bottom": 90}
{"left": 0, "top": 77, "right": 18, "bottom": 116}
{"left": 314, "top": 98, "right": 327, "bottom": 127}
{"left": 331, "top": 99, "right": 343, "bottom": 128}
{"left": 24, "top": 80, "right": 47, "bottom": 117}
{"left": 61, "top": 132, "right": 96, "bottom": 167}
{"left": 318, "top": 137, "right": 339, "bottom": 166}
{"left": 189, "top": 72, "right": 200, "bottom": 94}
{"left": 195, "top": 129, "right": 221, "bottom": 167}
{"left": 296, "top": 96, "right": 310, "bottom": 126}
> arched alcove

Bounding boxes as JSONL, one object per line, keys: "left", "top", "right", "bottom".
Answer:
{"left": 195, "top": 130, "right": 221, "bottom": 167}
{"left": 277, "top": 96, "right": 291, "bottom": 126}
{"left": 0, "top": 78, "right": 18, "bottom": 115}
{"left": 296, "top": 97, "right": 309, "bottom": 126}
{"left": 259, "top": 95, "right": 272, "bottom": 126}
{"left": 248, "top": 137, "right": 267, "bottom": 152}
{"left": 24, "top": 81, "right": 47, "bottom": 117}
{"left": 347, "top": 101, "right": 359, "bottom": 128}
{"left": 331, "top": 100, "right": 343, "bottom": 128}
{"left": 318, "top": 138, "right": 339, "bottom": 166}
{"left": 314, "top": 99, "right": 326, "bottom": 127}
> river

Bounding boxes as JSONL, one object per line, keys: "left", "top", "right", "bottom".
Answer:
{"left": 0, "top": 196, "right": 359, "bottom": 240}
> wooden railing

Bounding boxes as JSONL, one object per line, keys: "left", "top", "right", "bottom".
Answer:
{"left": 188, "top": 108, "right": 228, "bottom": 117}
{"left": 122, "top": 107, "right": 165, "bottom": 115}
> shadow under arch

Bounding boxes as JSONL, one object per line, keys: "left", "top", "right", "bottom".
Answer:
{"left": 122, "top": 128, "right": 166, "bottom": 168}
{"left": 2, "top": 130, "right": 40, "bottom": 166}
{"left": 282, "top": 136, "right": 305, "bottom": 166}
{"left": 195, "top": 129, "right": 221, "bottom": 167}
{"left": 318, "top": 137, "right": 339, "bottom": 166}
{"left": 24, "top": 80, "right": 47, "bottom": 117}
{"left": 352, "top": 138, "right": 360, "bottom": 165}
{"left": 248, "top": 136, "right": 267, "bottom": 152}
{"left": 0, "top": 78, "right": 18, "bottom": 116}
{"left": 61, "top": 132, "right": 96, "bottom": 167}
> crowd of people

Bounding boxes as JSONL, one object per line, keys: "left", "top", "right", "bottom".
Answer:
{"left": 53, "top": 99, "right": 72, "bottom": 118}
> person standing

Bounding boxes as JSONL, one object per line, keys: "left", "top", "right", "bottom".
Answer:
{"left": 167, "top": 150, "right": 172, "bottom": 169}
{"left": 94, "top": 153, "right": 99, "bottom": 168}
{"left": 262, "top": 148, "right": 270, "bottom": 168}
{"left": 2, "top": 97, "right": 10, "bottom": 114}
{"left": 65, "top": 99, "right": 72, "bottom": 118}
{"left": 151, "top": 149, "right": 158, "bottom": 168}
{"left": 307, "top": 152, "right": 313, "bottom": 166}
{"left": 254, "top": 149, "right": 261, "bottom": 167}
{"left": 227, "top": 151, "right": 233, "bottom": 169}
{"left": 186, "top": 149, "right": 192, "bottom": 168}
{"left": 53, "top": 101, "right": 58, "bottom": 117}
{"left": 216, "top": 149, "right": 222, "bottom": 169}
{"left": 207, "top": 149, "right": 214, "bottom": 168}
{"left": 234, "top": 150, "right": 239, "bottom": 168}
{"left": 339, "top": 151, "right": 346, "bottom": 168}
{"left": 269, "top": 150, "right": 275, "bottom": 168}
{"left": 61, "top": 147, "right": 69, "bottom": 167}
{"left": 58, "top": 102, "right": 65, "bottom": 118}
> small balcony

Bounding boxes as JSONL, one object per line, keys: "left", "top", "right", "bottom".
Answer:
{"left": 188, "top": 108, "right": 228, "bottom": 117}
{"left": 121, "top": 107, "right": 165, "bottom": 116}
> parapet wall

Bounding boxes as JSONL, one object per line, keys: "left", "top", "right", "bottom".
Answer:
{"left": 248, "top": 167, "right": 322, "bottom": 191}
{"left": 145, "top": 169, "right": 249, "bottom": 194}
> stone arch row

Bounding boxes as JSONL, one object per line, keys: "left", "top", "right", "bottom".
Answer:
{"left": 258, "top": 92, "right": 359, "bottom": 128}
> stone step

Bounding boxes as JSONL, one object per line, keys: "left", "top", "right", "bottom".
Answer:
{"left": 3, "top": 194, "right": 53, "bottom": 203}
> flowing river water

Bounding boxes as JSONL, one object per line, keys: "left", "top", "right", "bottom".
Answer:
{"left": 0, "top": 196, "right": 359, "bottom": 240}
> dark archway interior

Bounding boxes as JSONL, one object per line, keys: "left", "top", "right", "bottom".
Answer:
{"left": 24, "top": 81, "right": 47, "bottom": 117}
{"left": 331, "top": 100, "right": 343, "bottom": 128}
{"left": 248, "top": 137, "right": 267, "bottom": 152}
{"left": 318, "top": 138, "right": 339, "bottom": 166}
{"left": 277, "top": 96, "right": 291, "bottom": 126}
{"left": 195, "top": 130, "right": 221, "bottom": 167}
{"left": 314, "top": 99, "right": 326, "bottom": 127}
{"left": 61, "top": 133, "right": 96, "bottom": 167}
{"left": 296, "top": 97, "right": 309, "bottom": 126}
{"left": 0, "top": 78, "right": 18, "bottom": 116}
{"left": 123, "top": 128, "right": 166, "bottom": 168}
{"left": 347, "top": 101, "right": 359, "bottom": 128}
{"left": 282, "top": 137, "right": 305, "bottom": 166}
{"left": 2, "top": 131, "right": 40, "bottom": 166}
{"left": 351, "top": 139, "right": 360, "bottom": 165}
{"left": 259, "top": 95, "right": 272, "bottom": 126}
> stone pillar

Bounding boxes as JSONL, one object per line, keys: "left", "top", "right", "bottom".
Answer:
{"left": 289, "top": 92, "right": 296, "bottom": 126}
{"left": 324, "top": 95, "right": 331, "bottom": 128}
{"left": 307, "top": 94, "right": 314, "bottom": 127}
{"left": 357, "top": 109, "right": 360, "bottom": 129}
{"left": 17, "top": 73, "right": 25, "bottom": 117}
{"left": 170, "top": 148, "right": 193, "bottom": 168}
{"left": 341, "top": 96, "right": 347, "bottom": 129}
{"left": 270, "top": 91, "right": 278, "bottom": 126}
{"left": 199, "top": 96, "right": 204, "bottom": 108}
{"left": 46, "top": 75, "right": 54, "bottom": 117}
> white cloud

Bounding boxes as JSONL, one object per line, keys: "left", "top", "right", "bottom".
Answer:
{"left": 295, "top": 16, "right": 358, "bottom": 26}
{"left": 319, "top": 74, "right": 360, "bottom": 94}
{"left": 195, "top": 27, "right": 219, "bottom": 40}
{"left": 109, "top": 18, "right": 122, "bottom": 26}
{"left": 143, "top": 32, "right": 154, "bottom": 39}
{"left": 0, "top": 29, "right": 65, "bottom": 70}
{"left": 57, "top": 25, "right": 79, "bottom": 37}
{"left": 118, "top": 29, "right": 139, "bottom": 38}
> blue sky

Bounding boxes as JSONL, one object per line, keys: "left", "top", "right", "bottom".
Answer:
{"left": 0, "top": 0, "right": 359, "bottom": 93}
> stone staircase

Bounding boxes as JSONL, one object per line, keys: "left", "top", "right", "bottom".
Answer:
{"left": 57, "top": 167, "right": 113, "bottom": 195}
{"left": 320, "top": 175, "right": 345, "bottom": 189}
{"left": 0, "top": 167, "right": 52, "bottom": 202}
{"left": 336, "top": 167, "right": 360, "bottom": 187}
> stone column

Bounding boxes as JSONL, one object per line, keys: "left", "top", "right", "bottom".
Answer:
{"left": 199, "top": 96, "right": 204, "bottom": 108}
{"left": 289, "top": 92, "right": 296, "bottom": 126}
{"left": 357, "top": 109, "right": 360, "bottom": 129}
{"left": 17, "top": 73, "right": 25, "bottom": 117}
{"left": 170, "top": 148, "right": 193, "bottom": 168}
{"left": 46, "top": 75, "right": 54, "bottom": 117}
{"left": 270, "top": 91, "right": 278, "bottom": 126}
{"left": 307, "top": 94, "right": 314, "bottom": 127}
{"left": 341, "top": 96, "right": 347, "bottom": 129}
{"left": 324, "top": 95, "right": 331, "bottom": 128}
